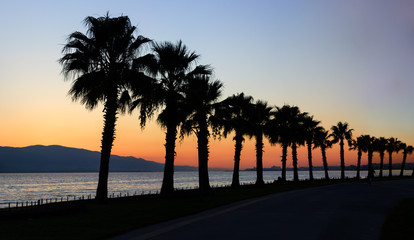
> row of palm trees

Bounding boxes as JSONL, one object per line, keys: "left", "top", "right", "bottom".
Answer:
{"left": 350, "top": 136, "right": 414, "bottom": 178}
{"left": 60, "top": 14, "right": 413, "bottom": 201}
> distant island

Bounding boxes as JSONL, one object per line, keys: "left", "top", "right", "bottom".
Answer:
{"left": 0, "top": 145, "right": 196, "bottom": 173}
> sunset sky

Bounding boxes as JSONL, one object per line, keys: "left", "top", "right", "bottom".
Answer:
{"left": 0, "top": 0, "right": 413, "bottom": 170}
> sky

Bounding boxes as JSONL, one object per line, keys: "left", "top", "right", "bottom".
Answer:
{"left": 0, "top": 0, "right": 413, "bottom": 169}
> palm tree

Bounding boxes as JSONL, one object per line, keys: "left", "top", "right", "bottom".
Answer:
{"left": 385, "top": 137, "right": 402, "bottom": 177}
{"left": 213, "top": 93, "right": 253, "bottom": 187}
{"left": 302, "top": 115, "right": 321, "bottom": 181}
{"left": 289, "top": 110, "right": 308, "bottom": 182}
{"left": 181, "top": 76, "right": 223, "bottom": 193}
{"left": 330, "top": 122, "right": 353, "bottom": 179}
{"left": 266, "top": 108, "right": 286, "bottom": 182}
{"left": 363, "top": 135, "right": 376, "bottom": 173}
{"left": 152, "top": 40, "right": 212, "bottom": 194}
{"left": 399, "top": 143, "right": 413, "bottom": 176}
{"left": 248, "top": 100, "right": 273, "bottom": 185}
{"left": 349, "top": 135, "right": 368, "bottom": 179}
{"left": 313, "top": 127, "right": 332, "bottom": 179}
{"left": 267, "top": 105, "right": 304, "bottom": 181}
{"left": 373, "top": 137, "right": 388, "bottom": 177}
{"left": 59, "top": 14, "right": 153, "bottom": 201}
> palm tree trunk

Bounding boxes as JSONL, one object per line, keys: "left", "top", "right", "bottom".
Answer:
{"left": 368, "top": 149, "right": 373, "bottom": 177}
{"left": 255, "top": 133, "right": 264, "bottom": 185}
{"left": 340, "top": 139, "right": 345, "bottom": 179}
{"left": 232, "top": 133, "right": 243, "bottom": 188}
{"left": 321, "top": 146, "right": 329, "bottom": 179}
{"left": 379, "top": 151, "right": 384, "bottom": 177}
{"left": 96, "top": 98, "right": 118, "bottom": 202}
{"left": 400, "top": 151, "right": 407, "bottom": 177}
{"left": 388, "top": 152, "right": 393, "bottom": 177}
{"left": 197, "top": 116, "right": 210, "bottom": 193}
{"left": 161, "top": 122, "right": 177, "bottom": 195}
{"left": 292, "top": 143, "right": 299, "bottom": 182}
{"left": 307, "top": 140, "right": 313, "bottom": 181}
{"left": 281, "top": 143, "right": 288, "bottom": 181}
{"left": 356, "top": 149, "right": 362, "bottom": 179}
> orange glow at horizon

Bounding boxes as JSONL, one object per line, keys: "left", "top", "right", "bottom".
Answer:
{"left": 1, "top": 101, "right": 412, "bottom": 170}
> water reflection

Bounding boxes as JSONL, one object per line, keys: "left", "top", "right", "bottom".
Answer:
{"left": 0, "top": 170, "right": 407, "bottom": 207}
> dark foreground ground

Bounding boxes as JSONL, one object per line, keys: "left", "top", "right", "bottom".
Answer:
{"left": 111, "top": 179, "right": 414, "bottom": 240}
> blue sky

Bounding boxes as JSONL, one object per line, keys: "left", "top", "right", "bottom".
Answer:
{"left": 0, "top": 0, "right": 413, "bottom": 167}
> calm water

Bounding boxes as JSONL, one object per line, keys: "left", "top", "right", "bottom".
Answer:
{"left": 0, "top": 170, "right": 408, "bottom": 208}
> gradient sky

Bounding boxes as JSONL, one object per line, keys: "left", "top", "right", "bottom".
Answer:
{"left": 0, "top": 0, "right": 413, "bottom": 169}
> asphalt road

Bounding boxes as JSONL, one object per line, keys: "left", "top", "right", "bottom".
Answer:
{"left": 110, "top": 179, "right": 414, "bottom": 240}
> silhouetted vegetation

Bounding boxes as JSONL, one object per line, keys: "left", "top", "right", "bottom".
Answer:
{"left": 59, "top": 14, "right": 153, "bottom": 201}
{"left": 303, "top": 115, "right": 322, "bottom": 181}
{"left": 386, "top": 138, "right": 403, "bottom": 177}
{"left": 59, "top": 13, "right": 414, "bottom": 202}
{"left": 400, "top": 144, "right": 413, "bottom": 176}
{"left": 330, "top": 122, "right": 354, "bottom": 179}
{"left": 374, "top": 137, "right": 388, "bottom": 177}
{"left": 249, "top": 100, "right": 273, "bottom": 185}
{"left": 150, "top": 40, "right": 212, "bottom": 194}
{"left": 181, "top": 75, "right": 223, "bottom": 194}
{"left": 313, "top": 127, "right": 332, "bottom": 179}
{"left": 213, "top": 93, "right": 253, "bottom": 188}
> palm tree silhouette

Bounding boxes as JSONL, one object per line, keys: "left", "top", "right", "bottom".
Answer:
{"left": 152, "top": 40, "right": 212, "bottom": 194}
{"left": 373, "top": 137, "right": 388, "bottom": 177}
{"left": 289, "top": 110, "right": 308, "bottom": 182}
{"left": 59, "top": 14, "right": 153, "bottom": 201}
{"left": 181, "top": 76, "right": 223, "bottom": 193}
{"left": 267, "top": 105, "right": 304, "bottom": 181}
{"left": 303, "top": 115, "right": 321, "bottom": 181}
{"left": 385, "top": 137, "right": 402, "bottom": 177}
{"left": 349, "top": 135, "right": 368, "bottom": 179}
{"left": 313, "top": 127, "right": 332, "bottom": 179}
{"left": 399, "top": 143, "right": 413, "bottom": 176}
{"left": 330, "top": 122, "right": 353, "bottom": 179}
{"left": 363, "top": 135, "right": 376, "bottom": 174}
{"left": 248, "top": 100, "right": 273, "bottom": 185}
{"left": 214, "top": 93, "right": 253, "bottom": 187}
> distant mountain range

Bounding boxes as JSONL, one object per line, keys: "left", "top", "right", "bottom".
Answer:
{"left": 0, "top": 145, "right": 196, "bottom": 173}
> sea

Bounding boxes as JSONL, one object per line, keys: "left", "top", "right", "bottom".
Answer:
{"left": 0, "top": 170, "right": 408, "bottom": 208}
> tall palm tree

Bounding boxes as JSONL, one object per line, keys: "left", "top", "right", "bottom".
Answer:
{"left": 349, "top": 135, "right": 368, "bottom": 179}
{"left": 266, "top": 107, "right": 286, "bottom": 182}
{"left": 363, "top": 135, "right": 376, "bottom": 173}
{"left": 59, "top": 14, "right": 153, "bottom": 201}
{"left": 289, "top": 110, "right": 308, "bottom": 182}
{"left": 385, "top": 137, "right": 402, "bottom": 177}
{"left": 330, "top": 122, "right": 353, "bottom": 179}
{"left": 267, "top": 105, "right": 304, "bottom": 181}
{"left": 399, "top": 143, "right": 413, "bottom": 176}
{"left": 313, "top": 127, "right": 332, "bottom": 179}
{"left": 181, "top": 76, "right": 223, "bottom": 193}
{"left": 248, "top": 100, "right": 273, "bottom": 185}
{"left": 152, "top": 40, "right": 212, "bottom": 194}
{"left": 302, "top": 115, "right": 321, "bottom": 181}
{"left": 373, "top": 137, "right": 388, "bottom": 177}
{"left": 214, "top": 93, "right": 253, "bottom": 187}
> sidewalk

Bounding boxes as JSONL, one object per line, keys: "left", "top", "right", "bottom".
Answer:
{"left": 109, "top": 179, "right": 414, "bottom": 240}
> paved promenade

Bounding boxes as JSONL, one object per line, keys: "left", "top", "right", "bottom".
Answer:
{"left": 110, "top": 179, "right": 414, "bottom": 240}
